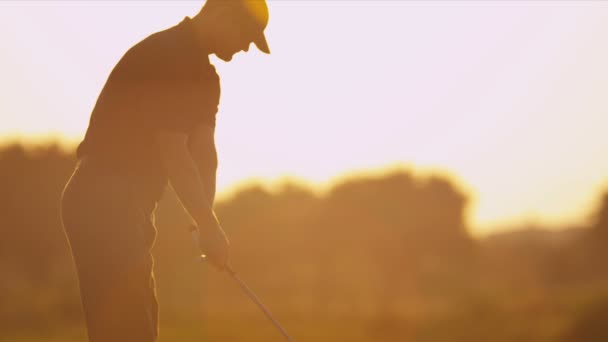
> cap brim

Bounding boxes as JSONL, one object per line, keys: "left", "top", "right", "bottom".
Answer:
{"left": 254, "top": 33, "right": 270, "bottom": 54}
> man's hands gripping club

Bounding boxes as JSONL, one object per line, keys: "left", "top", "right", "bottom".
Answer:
{"left": 192, "top": 213, "right": 230, "bottom": 271}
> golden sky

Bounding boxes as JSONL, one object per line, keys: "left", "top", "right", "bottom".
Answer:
{"left": 1, "top": 1, "right": 608, "bottom": 235}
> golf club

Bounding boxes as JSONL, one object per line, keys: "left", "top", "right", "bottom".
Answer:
{"left": 190, "top": 226, "right": 294, "bottom": 342}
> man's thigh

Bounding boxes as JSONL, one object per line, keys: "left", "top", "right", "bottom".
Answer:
{"left": 62, "top": 169, "right": 159, "bottom": 342}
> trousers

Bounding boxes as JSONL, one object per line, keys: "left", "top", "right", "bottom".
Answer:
{"left": 60, "top": 157, "right": 159, "bottom": 342}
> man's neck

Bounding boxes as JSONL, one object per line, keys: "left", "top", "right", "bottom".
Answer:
{"left": 188, "top": 15, "right": 213, "bottom": 56}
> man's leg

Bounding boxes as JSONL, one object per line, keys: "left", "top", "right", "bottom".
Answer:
{"left": 61, "top": 166, "right": 159, "bottom": 342}
{"left": 75, "top": 250, "right": 158, "bottom": 342}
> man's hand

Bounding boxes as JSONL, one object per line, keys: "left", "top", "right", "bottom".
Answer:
{"left": 195, "top": 217, "right": 230, "bottom": 271}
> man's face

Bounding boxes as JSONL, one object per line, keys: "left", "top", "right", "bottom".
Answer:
{"left": 214, "top": 20, "right": 260, "bottom": 62}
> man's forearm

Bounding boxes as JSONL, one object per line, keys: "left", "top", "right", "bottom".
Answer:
{"left": 168, "top": 153, "right": 217, "bottom": 228}
{"left": 188, "top": 124, "right": 218, "bottom": 206}
{"left": 158, "top": 136, "right": 217, "bottom": 229}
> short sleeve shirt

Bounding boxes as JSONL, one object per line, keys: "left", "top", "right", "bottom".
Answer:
{"left": 76, "top": 17, "right": 220, "bottom": 202}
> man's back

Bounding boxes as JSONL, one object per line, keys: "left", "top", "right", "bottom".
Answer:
{"left": 77, "top": 17, "right": 220, "bottom": 202}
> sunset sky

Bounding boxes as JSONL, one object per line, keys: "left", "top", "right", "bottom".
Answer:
{"left": 1, "top": 1, "right": 607, "bottom": 235}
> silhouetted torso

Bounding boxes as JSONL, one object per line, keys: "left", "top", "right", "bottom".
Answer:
{"left": 77, "top": 17, "right": 220, "bottom": 205}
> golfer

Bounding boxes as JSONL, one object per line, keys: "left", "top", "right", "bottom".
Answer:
{"left": 60, "top": 1, "right": 270, "bottom": 340}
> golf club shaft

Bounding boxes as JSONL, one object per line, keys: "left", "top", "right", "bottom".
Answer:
{"left": 225, "top": 266, "right": 293, "bottom": 341}
{"left": 190, "top": 226, "right": 293, "bottom": 341}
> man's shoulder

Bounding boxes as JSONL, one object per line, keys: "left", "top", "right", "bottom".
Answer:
{"left": 121, "top": 27, "right": 176, "bottom": 66}
{"left": 113, "top": 18, "right": 203, "bottom": 80}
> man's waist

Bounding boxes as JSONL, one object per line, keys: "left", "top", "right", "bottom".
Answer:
{"left": 78, "top": 155, "right": 167, "bottom": 207}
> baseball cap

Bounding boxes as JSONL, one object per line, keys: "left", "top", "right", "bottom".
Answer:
{"left": 239, "top": 0, "right": 270, "bottom": 54}
{"left": 219, "top": 0, "right": 270, "bottom": 54}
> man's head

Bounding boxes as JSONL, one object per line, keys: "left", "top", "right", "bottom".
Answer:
{"left": 194, "top": 0, "right": 270, "bottom": 61}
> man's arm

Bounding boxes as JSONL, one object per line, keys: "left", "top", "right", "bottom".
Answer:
{"left": 157, "top": 129, "right": 229, "bottom": 269}
{"left": 188, "top": 124, "right": 218, "bottom": 206}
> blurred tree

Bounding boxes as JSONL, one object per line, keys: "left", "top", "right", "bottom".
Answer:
{"left": 0, "top": 143, "right": 79, "bottom": 328}
{"left": 0, "top": 144, "right": 75, "bottom": 282}
{"left": 12, "top": 143, "right": 608, "bottom": 342}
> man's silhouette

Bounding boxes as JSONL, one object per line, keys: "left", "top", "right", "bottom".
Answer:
{"left": 60, "top": 1, "right": 269, "bottom": 340}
